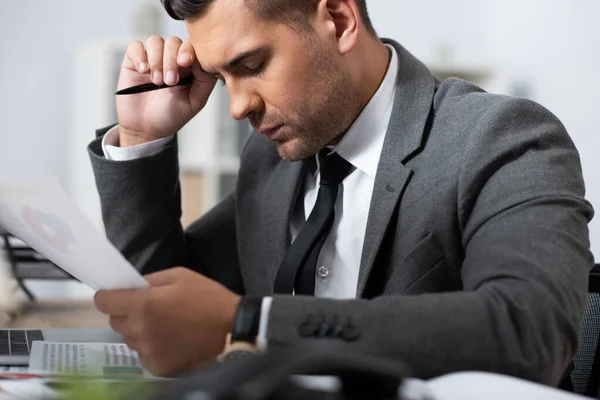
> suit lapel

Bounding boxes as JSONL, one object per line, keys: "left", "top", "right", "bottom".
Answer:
{"left": 356, "top": 39, "right": 437, "bottom": 297}
{"left": 260, "top": 159, "right": 307, "bottom": 292}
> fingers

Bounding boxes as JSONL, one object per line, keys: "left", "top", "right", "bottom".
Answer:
{"left": 164, "top": 37, "right": 183, "bottom": 86}
{"left": 177, "top": 38, "right": 196, "bottom": 69}
{"left": 146, "top": 35, "right": 165, "bottom": 85}
{"left": 144, "top": 266, "right": 192, "bottom": 287}
{"left": 123, "top": 36, "right": 194, "bottom": 88}
{"left": 109, "top": 316, "right": 144, "bottom": 347}
{"left": 109, "top": 315, "right": 129, "bottom": 333}
{"left": 94, "top": 289, "right": 147, "bottom": 316}
{"left": 124, "top": 40, "right": 149, "bottom": 74}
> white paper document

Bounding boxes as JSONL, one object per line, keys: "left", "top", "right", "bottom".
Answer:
{"left": 29, "top": 341, "right": 154, "bottom": 379}
{"left": 0, "top": 177, "right": 148, "bottom": 290}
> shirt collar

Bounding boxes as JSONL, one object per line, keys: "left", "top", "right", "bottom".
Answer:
{"left": 328, "top": 44, "right": 399, "bottom": 179}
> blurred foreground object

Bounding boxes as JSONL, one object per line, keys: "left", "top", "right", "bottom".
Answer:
{"left": 142, "top": 348, "right": 586, "bottom": 400}
{"left": 1, "top": 347, "right": 589, "bottom": 399}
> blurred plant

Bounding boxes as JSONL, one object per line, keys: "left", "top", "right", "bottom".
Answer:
{"left": 51, "top": 378, "right": 150, "bottom": 400}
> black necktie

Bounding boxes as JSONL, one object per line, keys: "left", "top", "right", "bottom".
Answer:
{"left": 274, "top": 150, "right": 352, "bottom": 295}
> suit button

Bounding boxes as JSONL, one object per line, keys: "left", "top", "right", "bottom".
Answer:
{"left": 341, "top": 325, "right": 361, "bottom": 341}
{"left": 317, "top": 266, "right": 330, "bottom": 279}
{"left": 298, "top": 317, "right": 319, "bottom": 338}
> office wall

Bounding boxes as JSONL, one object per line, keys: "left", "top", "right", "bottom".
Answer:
{"left": 0, "top": 1, "right": 185, "bottom": 298}
{"left": 369, "top": 0, "right": 489, "bottom": 65}
{"left": 0, "top": 1, "right": 185, "bottom": 184}
{"left": 0, "top": 1, "right": 598, "bottom": 297}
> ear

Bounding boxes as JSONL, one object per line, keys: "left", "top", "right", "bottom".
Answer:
{"left": 315, "top": 0, "right": 360, "bottom": 55}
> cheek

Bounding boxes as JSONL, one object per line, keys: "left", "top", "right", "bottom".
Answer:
{"left": 260, "top": 80, "right": 303, "bottom": 117}
{"left": 262, "top": 53, "right": 319, "bottom": 112}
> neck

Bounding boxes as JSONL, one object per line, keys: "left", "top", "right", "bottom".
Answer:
{"left": 354, "top": 36, "right": 392, "bottom": 107}
{"left": 326, "top": 36, "right": 392, "bottom": 148}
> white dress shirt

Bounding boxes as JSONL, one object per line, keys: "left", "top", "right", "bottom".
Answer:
{"left": 101, "top": 44, "right": 399, "bottom": 349}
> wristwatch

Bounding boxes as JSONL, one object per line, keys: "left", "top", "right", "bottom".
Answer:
{"left": 218, "top": 296, "right": 263, "bottom": 363}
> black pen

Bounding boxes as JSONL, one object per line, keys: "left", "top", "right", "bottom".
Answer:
{"left": 115, "top": 75, "right": 195, "bottom": 95}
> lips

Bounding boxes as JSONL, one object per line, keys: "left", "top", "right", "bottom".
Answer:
{"left": 256, "top": 124, "right": 283, "bottom": 140}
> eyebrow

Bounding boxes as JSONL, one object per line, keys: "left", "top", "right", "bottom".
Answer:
{"left": 199, "top": 47, "right": 266, "bottom": 76}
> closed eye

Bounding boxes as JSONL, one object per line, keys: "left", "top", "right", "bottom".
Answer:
{"left": 246, "top": 62, "right": 265, "bottom": 75}
{"left": 214, "top": 61, "right": 266, "bottom": 87}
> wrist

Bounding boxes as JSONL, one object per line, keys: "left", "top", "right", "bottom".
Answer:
{"left": 218, "top": 296, "right": 262, "bottom": 362}
{"left": 118, "top": 126, "right": 165, "bottom": 148}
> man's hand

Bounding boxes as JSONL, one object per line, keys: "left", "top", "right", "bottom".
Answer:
{"left": 116, "top": 36, "right": 217, "bottom": 147}
{"left": 94, "top": 267, "right": 241, "bottom": 377}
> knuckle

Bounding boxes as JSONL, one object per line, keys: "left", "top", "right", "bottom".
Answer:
{"left": 127, "top": 40, "right": 144, "bottom": 52}
{"left": 93, "top": 291, "right": 106, "bottom": 312}
{"left": 146, "top": 35, "right": 164, "bottom": 45}
{"left": 137, "top": 296, "right": 155, "bottom": 323}
{"left": 124, "top": 42, "right": 147, "bottom": 66}
{"left": 137, "top": 338, "right": 158, "bottom": 363}
{"left": 131, "top": 323, "right": 145, "bottom": 339}
{"left": 174, "top": 266, "right": 188, "bottom": 275}
{"left": 108, "top": 316, "right": 120, "bottom": 332}
{"left": 166, "top": 36, "right": 183, "bottom": 47}
{"left": 127, "top": 315, "right": 147, "bottom": 338}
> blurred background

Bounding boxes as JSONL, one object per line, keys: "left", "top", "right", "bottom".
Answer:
{"left": 0, "top": 0, "right": 598, "bottom": 298}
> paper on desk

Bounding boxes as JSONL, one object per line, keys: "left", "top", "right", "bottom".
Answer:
{"left": 29, "top": 341, "right": 155, "bottom": 379}
{"left": 0, "top": 177, "right": 148, "bottom": 290}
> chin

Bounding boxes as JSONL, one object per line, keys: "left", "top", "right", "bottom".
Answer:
{"left": 276, "top": 144, "right": 300, "bottom": 161}
{"left": 276, "top": 139, "right": 315, "bottom": 162}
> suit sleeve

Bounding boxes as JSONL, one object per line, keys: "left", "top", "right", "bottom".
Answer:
{"left": 87, "top": 128, "right": 245, "bottom": 295}
{"left": 265, "top": 98, "right": 594, "bottom": 385}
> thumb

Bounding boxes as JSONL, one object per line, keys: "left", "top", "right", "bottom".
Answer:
{"left": 144, "top": 267, "right": 189, "bottom": 287}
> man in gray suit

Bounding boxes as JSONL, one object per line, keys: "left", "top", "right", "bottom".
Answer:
{"left": 89, "top": 0, "right": 594, "bottom": 385}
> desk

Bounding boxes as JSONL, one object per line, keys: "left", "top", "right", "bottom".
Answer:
{"left": 0, "top": 300, "right": 109, "bottom": 329}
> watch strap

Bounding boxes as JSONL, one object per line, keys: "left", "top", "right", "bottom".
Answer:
{"left": 231, "top": 296, "right": 263, "bottom": 344}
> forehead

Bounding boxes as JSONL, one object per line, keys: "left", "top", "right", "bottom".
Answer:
{"left": 186, "top": 0, "right": 279, "bottom": 68}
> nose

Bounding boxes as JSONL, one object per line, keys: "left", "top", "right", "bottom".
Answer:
{"left": 229, "top": 85, "right": 262, "bottom": 121}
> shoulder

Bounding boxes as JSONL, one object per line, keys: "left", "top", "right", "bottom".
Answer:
{"left": 423, "top": 78, "right": 577, "bottom": 179}
{"left": 432, "top": 78, "right": 568, "bottom": 144}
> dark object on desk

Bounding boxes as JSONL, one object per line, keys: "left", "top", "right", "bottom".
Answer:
{"left": 1, "top": 231, "right": 76, "bottom": 301}
{"left": 115, "top": 75, "right": 195, "bottom": 95}
{"left": 152, "top": 348, "right": 412, "bottom": 400}
{"left": 570, "top": 264, "right": 600, "bottom": 397}
{"left": 0, "top": 329, "right": 44, "bottom": 358}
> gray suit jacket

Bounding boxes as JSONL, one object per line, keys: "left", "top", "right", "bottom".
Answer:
{"left": 88, "top": 39, "right": 594, "bottom": 385}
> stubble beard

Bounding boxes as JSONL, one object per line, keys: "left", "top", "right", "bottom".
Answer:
{"left": 274, "top": 44, "right": 363, "bottom": 162}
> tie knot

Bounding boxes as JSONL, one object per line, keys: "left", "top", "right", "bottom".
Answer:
{"left": 317, "top": 150, "right": 351, "bottom": 186}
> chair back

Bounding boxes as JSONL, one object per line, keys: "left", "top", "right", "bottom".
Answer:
{"left": 571, "top": 265, "right": 600, "bottom": 396}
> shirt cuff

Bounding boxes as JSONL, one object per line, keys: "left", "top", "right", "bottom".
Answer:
{"left": 256, "top": 296, "right": 272, "bottom": 352}
{"left": 101, "top": 125, "right": 175, "bottom": 161}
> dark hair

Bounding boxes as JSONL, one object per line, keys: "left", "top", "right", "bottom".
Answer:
{"left": 161, "top": 0, "right": 376, "bottom": 36}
